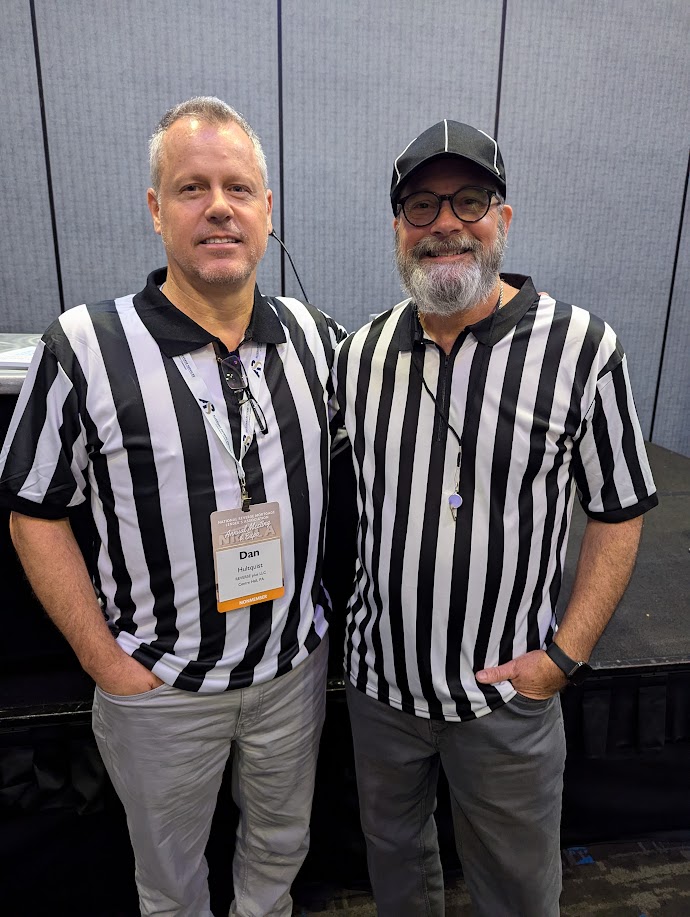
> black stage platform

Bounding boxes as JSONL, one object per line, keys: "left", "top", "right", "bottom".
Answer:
{"left": 1, "top": 373, "right": 689, "bottom": 914}
{"left": 562, "top": 441, "right": 690, "bottom": 672}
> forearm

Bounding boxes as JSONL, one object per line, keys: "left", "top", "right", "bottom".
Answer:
{"left": 476, "top": 513, "right": 645, "bottom": 698}
{"left": 554, "top": 515, "right": 644, "bottom": 661}
{"left": 10, "top": 512, "right": 127, "bottom": 682}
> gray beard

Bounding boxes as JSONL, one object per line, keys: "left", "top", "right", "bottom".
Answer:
{"left": 395, "top": 219, "right": 507, "bottom": 317}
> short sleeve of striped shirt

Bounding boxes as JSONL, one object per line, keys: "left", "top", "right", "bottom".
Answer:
{"left": 572, "top": 338, "right": 657, "bottom": 522}
{"left": 0, "top": 331, "right": 89, "bottom": 518}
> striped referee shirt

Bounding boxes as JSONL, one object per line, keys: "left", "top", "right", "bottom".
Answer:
{"left": 336, "top": 274, "right": 658, "bottom": 722}
{"left": 0, "top": 268, "right": 346, "bottom": 693}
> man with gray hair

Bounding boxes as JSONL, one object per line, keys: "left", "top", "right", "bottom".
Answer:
{"left": 0, "top": 97, "right": 345, "bottom": 916}
{"left": 335, "top": 120, "right": 657, "bottom": 915}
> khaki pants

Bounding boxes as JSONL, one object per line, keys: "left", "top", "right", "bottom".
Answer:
{"left": 92, "top": 637, "right": 328, "bottom": 917}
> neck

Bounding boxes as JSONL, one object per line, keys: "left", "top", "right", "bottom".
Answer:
{"left": 162, "top": 268, "right": 256, "bottom": 351}
{"left": 418, "top": 278, "right": 504, "bottom": 355}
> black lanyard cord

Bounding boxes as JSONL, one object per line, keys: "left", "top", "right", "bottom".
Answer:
{"left": 412, "top": 298, "right": 499, "bottom": 455}
{"left": 411, "top": 351, "right": 463, "bottom": 453}
{"left": 410, "top": 292, "right": 501, "bottom": 519}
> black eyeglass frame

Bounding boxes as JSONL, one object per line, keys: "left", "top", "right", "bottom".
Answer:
{"left": 397, "top": 186, "right": 500, "bottom": 227}
{"left": 219, "top": 353, "right": 268, "bottom": 436}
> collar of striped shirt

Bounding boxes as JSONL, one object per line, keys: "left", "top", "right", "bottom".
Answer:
{"left": 397, "top": 274, "right": 539, "bottom": 352}
{"left": 132, "top": 267, "right": 288, "bottom": 357}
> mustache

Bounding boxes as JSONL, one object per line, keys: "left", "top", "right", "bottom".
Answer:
{"left": 408, "top": 236, "right": 482, "bottom": 259}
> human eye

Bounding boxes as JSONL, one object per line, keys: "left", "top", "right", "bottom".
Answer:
{"left": 407, "top": 193, "right": 435, "bottom": 213}
{"left": 454, "top": 188, "right": 489, "bottom": 213}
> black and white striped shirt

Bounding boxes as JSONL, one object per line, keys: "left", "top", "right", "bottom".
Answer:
{"left": 336, "top": 274, "right": 658, "bottom": 722}
{"left": 0, "top": 268, "right": 346, "bottom": 692}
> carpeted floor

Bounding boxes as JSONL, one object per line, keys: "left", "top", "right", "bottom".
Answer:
{"left": 292, "top": 838, "right": 690, "bottom": 916}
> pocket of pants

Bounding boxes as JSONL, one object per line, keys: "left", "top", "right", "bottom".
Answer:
{"left": 95, "top": 682, "right": 170, "bottom": 704}
{"left": 510, "top": 691, "right": 555, "bottom": 712}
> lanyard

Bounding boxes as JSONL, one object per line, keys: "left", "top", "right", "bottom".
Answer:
{"left": 412, "top": 299, "right": 500, "bottom": 520}
{"left": 173, "top": 343, "right": 266, "bottom": 510}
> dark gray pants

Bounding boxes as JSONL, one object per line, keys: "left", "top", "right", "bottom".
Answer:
{"left": 346, "top": 681, "right": 566, "bottom": 917}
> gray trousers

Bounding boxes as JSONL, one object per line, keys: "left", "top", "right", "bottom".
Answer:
{"left": 346, "top": 680, "right": 566, "bottom": 917}
{"left": 92, "top": 637, "right": 328, "bottom": 917}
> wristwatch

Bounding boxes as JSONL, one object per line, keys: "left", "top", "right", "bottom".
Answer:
{"left": 545, "top": 642, "right": 593, "bottom": 686}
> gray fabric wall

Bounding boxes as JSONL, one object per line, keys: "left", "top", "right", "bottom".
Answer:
{"left": 1, "top": 1, "right": 61, "bottom": 329}
{"left": 0, "top": 0, "right": 688, "bottom": 456}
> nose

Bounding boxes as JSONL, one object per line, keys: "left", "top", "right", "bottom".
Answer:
{"left": 205, "top": 187, "right": 234, "bottom": 221}
{"left": 431, "top": 198, "right": 463, "bottom": 235}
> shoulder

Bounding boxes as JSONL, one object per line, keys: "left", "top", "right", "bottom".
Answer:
{"left": 534, "top": 295, "right": 622, "bottom": 361}
{"left": 271, "top": 296, "right": 346, "bottom": 337}
{"left": 535, "top": 294, "right": 612, "bottom": 338}
{"left": 339, "top": 299, "right": 411, "bottom": 354}
{"left": 41, "top": 294, "right": 137, "bottom": 373}
{"left": 262, "top": 296, "right": 348, "bottom": 370}
{"left": 534, "top": 297, "right": 630, "bottom": 395}
{"left": 46, "top": 295, "right": 134, "bottom": 337}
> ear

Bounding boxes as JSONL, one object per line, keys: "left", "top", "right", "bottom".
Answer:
{"left": 393, "top": 215, "right": 400, "bottom": 232}
{"left": 265, "top": 188, "right": 273, "bottom": 235}
{"left": 500, "top": 203, "right": 513, "bottom": 234}
{"left": 147, "top": 188, "right": 162, "bottom": 235}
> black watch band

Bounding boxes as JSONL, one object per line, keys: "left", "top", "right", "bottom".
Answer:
{"left": 545, "top": 642, "right": 592, "bottom": 686}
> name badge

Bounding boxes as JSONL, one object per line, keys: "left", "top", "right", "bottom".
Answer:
{"left": 211, "top": 502, "right": 285, "bottom": 612}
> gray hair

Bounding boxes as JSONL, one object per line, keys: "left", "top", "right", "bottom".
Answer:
{"left": 149, "top": 96, "right": 268, "bottom": 193}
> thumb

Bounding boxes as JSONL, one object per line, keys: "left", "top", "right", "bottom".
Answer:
{"left": 476, "top": 661, "right": 517, "bottom": 684}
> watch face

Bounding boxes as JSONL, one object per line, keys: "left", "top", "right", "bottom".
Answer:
{"left": 568, "top": 662, "right": 592, "bottom": 685}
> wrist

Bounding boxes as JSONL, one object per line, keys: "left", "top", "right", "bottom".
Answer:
{"left": 81, "top": 638, "right": 127, "bottom": 681}
{"left": 545, "top": 642, "right": 592, "bottom": 685}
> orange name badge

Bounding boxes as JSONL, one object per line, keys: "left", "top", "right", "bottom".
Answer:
{"left": 211, "top": 502, "right": 285, "bottom": 612}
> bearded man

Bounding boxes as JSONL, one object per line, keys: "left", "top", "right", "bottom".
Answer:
{"left": 334, "top": 120, "right": 657, "bottom": 916}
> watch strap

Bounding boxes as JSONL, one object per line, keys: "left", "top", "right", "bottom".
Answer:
{"left": 545, "top": 642, "right": 591, "bottom": 683}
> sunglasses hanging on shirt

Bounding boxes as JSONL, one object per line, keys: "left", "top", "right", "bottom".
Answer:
{"left": 219, "top": 352, "right": 268, "bottom": 436}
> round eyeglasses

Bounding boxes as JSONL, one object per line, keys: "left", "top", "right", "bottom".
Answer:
{"left": 398, "top": 186, "right": 498, "bottom": 227}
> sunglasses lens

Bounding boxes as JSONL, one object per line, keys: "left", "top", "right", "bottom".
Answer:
{"left": 222, "top": 355, "right": 246, "bottom": 391}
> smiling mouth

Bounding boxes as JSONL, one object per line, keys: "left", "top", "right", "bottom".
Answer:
{"left": 200, "top": 237, "right": 241, "bottom": 245}
{"left": 425, "top": 249, "right": 471, "bottom": 258}
{"left": 415, "top": 239, "right": 476, "bottom": 259}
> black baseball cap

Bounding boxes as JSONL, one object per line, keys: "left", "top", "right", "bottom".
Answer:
{"left": 390, "top": 119, "right": 506, "bottom": 212}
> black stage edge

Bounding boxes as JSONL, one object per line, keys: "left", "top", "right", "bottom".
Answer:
{"left": 554, "top": 441, "right": 690, "bottom": 845}
{"left": 1, "top": 380, "right": 689, "bottom": 914}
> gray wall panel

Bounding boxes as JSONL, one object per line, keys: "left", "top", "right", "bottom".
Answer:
{"left": 652, "top": 178, "right": 690, "bottom": 456}
{"left": 34, "top": 0, "right": 281, "bottom": 309}
{"left": 2, "top": 0, "right": 688, "bottom": 456}
{"left": 0, "top": 1, "right": 61, "bottom": 332}
{"left": 498, "top": 0, "right": 690, "bottom": 436}
{"left": 281, "top": 0, "right": 504, "bottom": 330}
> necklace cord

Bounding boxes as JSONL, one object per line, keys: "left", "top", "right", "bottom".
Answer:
{"left": 411, "top": 353, "right": 463, "bottom": 451}
{"left": 412, "top": 280, "right": 502, "bottom": 456}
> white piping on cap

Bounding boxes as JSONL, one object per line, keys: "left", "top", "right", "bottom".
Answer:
{"left": 477, "top": 128, "right": 500, "bottom": 175}
{"left": 444, "top": 119, "right": 449, "bottom": 151}
{"left": 393, "top": 133, "right": 420, "bottom": 181}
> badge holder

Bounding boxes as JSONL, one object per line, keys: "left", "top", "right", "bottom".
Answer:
{"left": 211, "top": 502, "right": 285, "bottom": 612}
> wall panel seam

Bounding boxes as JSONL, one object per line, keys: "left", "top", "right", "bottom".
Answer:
{"left": 29, "top": 0, "right": 65, "bottom": 314}
{"left": 494, "top": 0, "right": 508, "bottom": 139}
{"left": 276, "top": 0, "right": 286, "bottom": 295}
{"left": 649, "top": 147, "right": 690, "bottom": 442}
